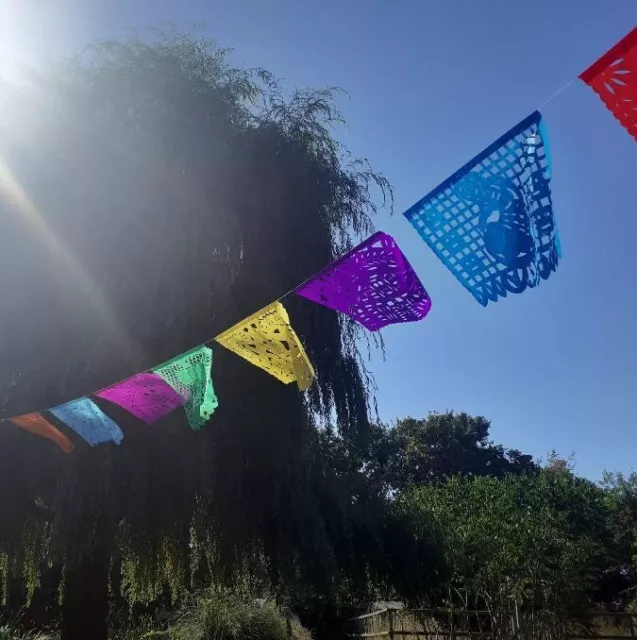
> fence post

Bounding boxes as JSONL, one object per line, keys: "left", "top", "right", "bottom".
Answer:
{"left": 388, "top": 608, "right": 395, "bottom": 640}
{"left": 629, "top": 614, "right": 636, "bottom": 640}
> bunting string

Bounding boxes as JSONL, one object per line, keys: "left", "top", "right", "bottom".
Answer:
{"left": 536, "top": 79, "right": 576, "bottom": 112}
{"left": 4, "top": 230, "right": 428, "bottom": 449}
{"left": 3, "top": 25, "right": 636, "bottom": 451}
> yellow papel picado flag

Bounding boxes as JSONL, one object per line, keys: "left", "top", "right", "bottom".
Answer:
{"left": 215, "top": 302, "right": 315, "bottom": 391}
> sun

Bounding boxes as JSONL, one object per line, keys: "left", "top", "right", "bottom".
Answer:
{"left": 0, "top": 0, "right": 36, "bottom": 87}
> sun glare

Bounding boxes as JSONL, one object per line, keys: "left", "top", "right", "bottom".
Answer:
{"left": 0, "top": 155, "right": 143, "bottom": 364}
{"left": 0, "top": 0, "right": 144, "bottom": 367}
{"left": 0, "top": 2, "right": 30, "bottom": 86}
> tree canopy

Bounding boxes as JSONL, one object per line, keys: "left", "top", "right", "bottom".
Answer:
{"left": 0, "top": 31, "right": 431, "bottom": 639}
{"left": 346, "top": 412, "right": 538, "bottom": 494}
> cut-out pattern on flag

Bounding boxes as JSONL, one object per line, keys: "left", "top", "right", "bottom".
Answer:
{"left": 580, "top": 27, "right": 637, "bottom": 142}
{"left": 153, "top": 346, "right": 217, "bottom": 430}
{"left": 403, "top": 111, "right": 560, "bottom": 306}
{"left": 295, "top": 231, "right": 432, "bottom": 331}
{"left": 9, "top": 413, "right": 75, "bottom": 453}
{"left": 50, "top": 397, "right": 123, "bottom": 446}
{"left": 95, "top": 372, "right": 186, "bottom": 425}
{"left": 215, "top": 302, "right": 315, "bottom": 391}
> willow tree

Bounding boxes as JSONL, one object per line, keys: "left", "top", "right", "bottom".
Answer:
{"left": 0, "top": 32, "right": 438, "bottom": 639}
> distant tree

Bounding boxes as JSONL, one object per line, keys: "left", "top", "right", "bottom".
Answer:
{"left": 543, "top": 450, "right": 576, "bottom": 475}
{"left": 373, "top": 412, "right": 537, "bottom": 491}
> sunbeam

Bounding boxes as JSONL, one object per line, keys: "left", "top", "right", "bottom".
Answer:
{"left": 0, "top": 154, "right": 143, "bottom": 366}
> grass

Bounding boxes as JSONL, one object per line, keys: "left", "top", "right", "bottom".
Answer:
{"left": 0, "top": 626, "right": 58, "bottom": 640}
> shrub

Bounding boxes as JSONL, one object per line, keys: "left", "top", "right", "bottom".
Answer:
{"left": 169, "top": 590, "right": 310, "bottom": 640}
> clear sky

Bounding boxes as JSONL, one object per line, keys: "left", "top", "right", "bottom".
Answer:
{"left": 2, "top": 0, "right": 637, "bottom": 479}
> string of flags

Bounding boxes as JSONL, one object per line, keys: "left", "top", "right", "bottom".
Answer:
{"left": 6, "top": 231, "right": 430, "bottom": 451}
{"left": 3, "top": 26, "right": 636, "bottom": 452}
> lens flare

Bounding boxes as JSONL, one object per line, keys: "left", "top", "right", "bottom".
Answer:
{"left": 0, "top": 155, "right": 143, "bottom": 364}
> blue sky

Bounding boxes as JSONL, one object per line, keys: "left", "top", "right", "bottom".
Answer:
{"left": 4, "top": 1, "right": 637, "bottom": 479}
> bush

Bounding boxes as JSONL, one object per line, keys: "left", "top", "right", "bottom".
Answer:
{"left": 168, "top": 590, "right": 311, "bottom": 640}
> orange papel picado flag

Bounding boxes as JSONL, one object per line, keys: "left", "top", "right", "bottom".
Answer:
{"left": 215, "top": 301, "right": 315, "bottom": 391}
{"left": 10, "top": 412, "right": 75, "bottom": 453}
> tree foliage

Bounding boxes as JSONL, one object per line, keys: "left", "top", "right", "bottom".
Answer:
{"left": 401, "top": 471, "right": 613, "bottom": 637}
{"left": 0, "top": 30, "right": 431, "bottom": 638}
{"left": 346, "top": 412, "right": 538, "bottom": 494}
{"left": 596, "top": 471, "right": 637, "bottom": 608}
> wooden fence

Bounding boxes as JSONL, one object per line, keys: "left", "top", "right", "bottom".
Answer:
{"left": 348, "top": 607, "right": 637, "bottom": 640}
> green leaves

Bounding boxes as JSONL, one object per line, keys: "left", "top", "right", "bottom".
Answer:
{"left": 402, "top": 471, "right": 612, "bottom": 617}
{"left": 365, "top": 412, "right": 538, "bottom": 492}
